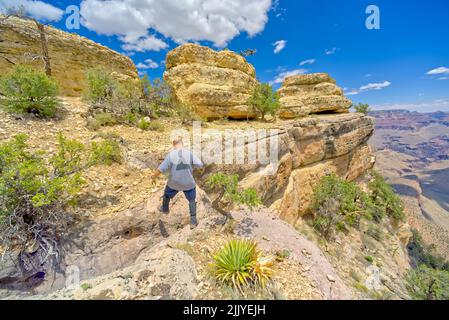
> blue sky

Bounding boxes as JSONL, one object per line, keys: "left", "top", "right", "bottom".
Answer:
{"left": 2, "top": 0, "right": 449, "bottom": 112}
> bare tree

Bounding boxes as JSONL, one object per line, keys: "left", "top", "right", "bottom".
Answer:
{"left": 0, "top": 6, "right": 52, "bottom": 76}
{"left": 239, "top": 49, "right": 257, "bottom": 57}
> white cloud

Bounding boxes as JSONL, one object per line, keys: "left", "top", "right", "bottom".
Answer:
{"left": 273, "top": 40, "right": 287, "bottom": 54}
{"left": 359, "top": 81, "right": 391, "bottom": 91}
{"left": 345, "top": 81, "right": 391, "bottom": 96}
{"left": 371, "top": 99, "right": 449, "bottom": 112}
{"left": 136, "top": 59, "right": 159, "bottom": 69}
{"left": 299, "top": 59, "right": 316, "bottom": 66}
{"left": 325, "top": 47, "right": 338, "bottom": 55}
{"left": 121, "top": 35, "right": 168, "bottom": 52}
{"left": 79, "top": 0, "right": 272, "bottom": 52}
{"left": 437, "top": 76, "right": 449, "bottom": 81}
{"left": 270, "top": 68, "right": 307, "bottom": 85}
{"left": 0, "top": 0, "right": 63, "bottom": 21}
{"left": 426, "top": 67, "right": 449, "bottom": 75}
{"left": 345, "top": 89, "right": 360, "bottom": 96}
{"left": 365, "top": 73, "right": 372, "bottom": 78}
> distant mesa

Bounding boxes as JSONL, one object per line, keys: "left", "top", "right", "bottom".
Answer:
{"left": 278, "top": 73, "right": 352, "bottom": 119}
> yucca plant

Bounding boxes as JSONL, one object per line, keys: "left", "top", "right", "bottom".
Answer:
{"left": 251, "top": 252, "right": 275, "bottom": 288}
{"left": 210, "top": 239, "right": 274, "bottom": 291}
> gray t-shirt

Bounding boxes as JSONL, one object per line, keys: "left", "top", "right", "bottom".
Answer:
{"left": 158, "top": 148, "right": 203, "bottom": 191}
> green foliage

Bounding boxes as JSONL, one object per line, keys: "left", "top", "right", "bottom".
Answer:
{"left": 369, "top": 171, "right": 405, "bottom": 221}
{"left": 353, "top": 103, "right": 372, "bottom": 114}
{"left": 84, "top": 68, "right": 116, "bottom": 103}
{"left": 407, "top": 230, "right": 449, "bottom": 271}
{"left": 210, "top": 239, "right": 274, "bottom": 290}
{"left": 0, "top": 65, "right": 60, "bottom": 117}
{"left": 206, "top": 173, "right": 261, "bottom": 209}
{"left": 365, "top": 255, "right": 374, "bottom": 263}
{"left": 311, "top": 174, "right": 368, "bottom": 238}
{"left": 89, "top": 139, "right": 123, "bottom": 166}
{"left": 311, "top": 171, "right": 406, "bottom": 239}
{"left": 248, "top": 83, "right": 280, "bottom": 121}
{"left": 0, "top": 134, "right": 85, "bottom": 254}
{"left": 80, "top": 283, "right": 92, "bottom": 291}
{"left": 406, "top": 265, "right": 449, "bottom": 300}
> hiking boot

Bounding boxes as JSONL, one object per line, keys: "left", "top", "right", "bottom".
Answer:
{"left": 190, "top": 215, "right": 199, "bottom": 229}
{"left": 189, "top": 201, "right": 198, "bottom": 229}
{"left": 158, "top": 196, "right": 170, "bottom": 214}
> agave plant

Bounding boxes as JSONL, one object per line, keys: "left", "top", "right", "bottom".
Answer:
{"left": 210, "top": 239, "right": 274, "bottom": 291}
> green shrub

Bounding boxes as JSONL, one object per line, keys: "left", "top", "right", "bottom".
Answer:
{"left": 84, "top": 68, "right": 116, "bottom": 103}
{"left": 248, "top": 83, "right": 280, "bottom": 121}
{"left": 93, "top": 112, "right": 119, "bottom": 127}
{"left": 0, "top": 134, "right": 85, "bottom": 256}
{"left": 136, "top": 118, "right": 164, "bottom": 131}
{"left": 210, "top": 239, "right": 274, "bottom": 291}
{"left": 311, "top": 174, "right": 367, "bottom": 238}
{"left": 365, "top": 255, "right": 374, "bottom": 263}
{"left": 369, "top": 171, "right": 405, "bottom": 221}
{"left": 407, "top": 229, "right": 449, "bottom": 271}
{"left": 353, "top": 103, "right": 372, "bottom": 114}
{"left": 89, "top": 139, "right": 123, "bottom": 166}
{"left": 0, "top": 65, "right": 60, "bottom": 117}
{"left": 205, "top": 173, "right": 261, "bottom": 209}
{"left": 406, "top": 265, "right": 449, "bottom": 300}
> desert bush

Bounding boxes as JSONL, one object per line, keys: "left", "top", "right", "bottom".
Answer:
{"left": 136, "top": 118, "right": 165, "bottom": 132}
{"left": 368, "top": 171, "right": 405, "bottom": 221}
{"left": 205, "top": 173, "right": 261, "bottom": 209}
{"left": 311, "top": 174, "right": 369, "bottom": 238}
{"left": 407, "top": 229, "right": 449, "bottom": 271}
{"left": 210, "top": 239, "right": 274, "bottom": 291}
{"left": 406, "top": 265, "right": 449, "bottom": 300}
{"left": 248, "top": 83, "right": 280, "bottom": 121}
{"left": 0, "top": 65, "right": 60, "bottom": 117}
{"left": 84, "top": 68, "right": 116, "bottom": 103}
{"left": 89, "top": 139, "right": 123, "bottom": 166}
{"left": 0, "top": 134, "right": 85, "bottom": 258}
{"left": 353, "top": 103, "right": 372, "bottom": 114}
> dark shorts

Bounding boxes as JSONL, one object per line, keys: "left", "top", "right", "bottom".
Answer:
{"left": 163, "top": 185, "right": 196, "bottom": 202}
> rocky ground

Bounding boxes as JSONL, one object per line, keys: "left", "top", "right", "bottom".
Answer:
{"left": 0, "top": 98, "right": 413, "bottom": 300}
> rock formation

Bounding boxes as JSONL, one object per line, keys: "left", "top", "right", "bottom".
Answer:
{"left": 201, "top": 113, "right": 376, "bottom": 226}
{"left": 0, "top": 16, "right": 138, "bottom": 96}
{"left": 164, "top": 43, "right": 258, "bottom": 120}
{"left": 278, "top": 73, "right": 352, "bottom": 118}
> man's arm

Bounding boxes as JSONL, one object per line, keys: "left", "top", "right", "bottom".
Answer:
{"left": 151, "top": 155, "right": 170, "bottom": 183}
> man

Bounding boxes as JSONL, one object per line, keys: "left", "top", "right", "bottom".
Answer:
{"left": 151, "top": 136, "right": 203, "bottom": 229}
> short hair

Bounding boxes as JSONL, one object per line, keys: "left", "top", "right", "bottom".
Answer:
{"left": 172, "top": 136, "right": 183, "bottom": 146}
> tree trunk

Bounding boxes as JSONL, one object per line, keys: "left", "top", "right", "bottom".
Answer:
{"left": 35, "top": 21, "right": 51, "bottom": 76}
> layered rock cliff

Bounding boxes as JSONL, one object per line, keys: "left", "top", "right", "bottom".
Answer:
{"left": 164, "top": 43, "right": 258, "bottom": 120}
{"left": 278, "top": 73, "right": 352, "bottom": 118}
{"left": 202, "top": 113, "right": 376, "bottom": 225}
{"left": 0, "top": 16, "right": 138, "bottom": 96}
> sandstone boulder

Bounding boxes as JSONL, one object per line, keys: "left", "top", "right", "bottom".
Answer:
{"left": 164, "top": 44, "right": 258, "bottom": 120}
{"left": 0, "top": 16, "right": 138, "bottom": 96}
{"left": 278, "top": 73, "right": 352, "bottom": 118}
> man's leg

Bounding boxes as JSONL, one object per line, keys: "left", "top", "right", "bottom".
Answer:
{"left": 159, "top": 185, "right": 178, "bottom": 214}
{"left": 183, "top": 188, "right": 198, "bottom": 229}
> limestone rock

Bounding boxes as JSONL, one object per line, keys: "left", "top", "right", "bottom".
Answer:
{"left": 164, "top": 44, "right": 258, "bottom": 119}
{"left": 227, "top": 113, "right": 375, "bottom": 223}
{"left": 0, "top": 16, "right": 138, "bottom": 96}
{"left": 278, "top": 73, "right": 352, "bottom": 118}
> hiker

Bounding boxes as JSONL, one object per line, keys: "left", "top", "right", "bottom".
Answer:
{"left": 151, "top": 136, "right": 203, "bottom": 229}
